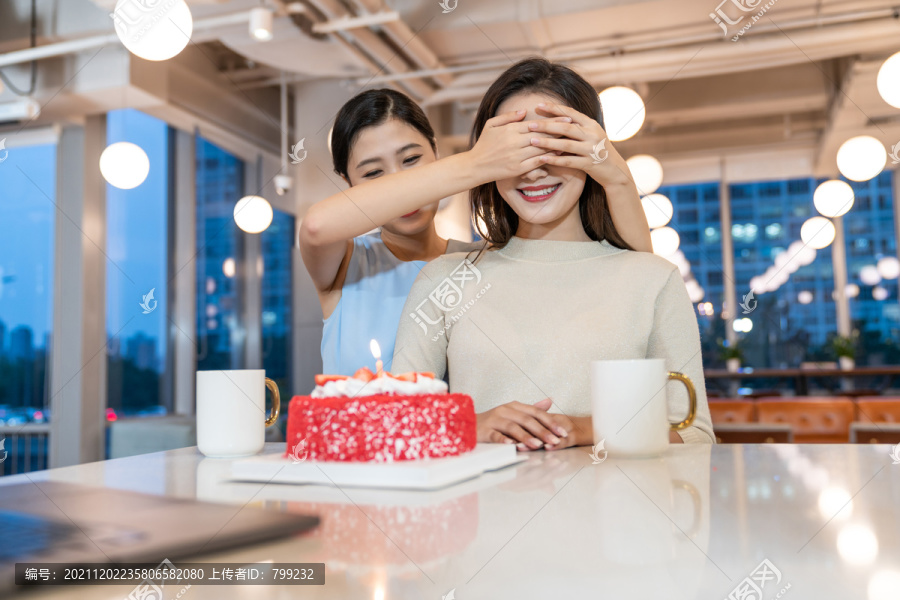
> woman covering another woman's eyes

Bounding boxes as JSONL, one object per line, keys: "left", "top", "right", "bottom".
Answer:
{"left": 391, "top": 57, "right": 714, "bottom": 450}
{"left": 300, "top": 83, "right": 653, "bottom": 378}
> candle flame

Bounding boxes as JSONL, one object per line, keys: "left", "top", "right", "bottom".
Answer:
{"left": 369, "top": 339, "right": 381, "bottom": 359}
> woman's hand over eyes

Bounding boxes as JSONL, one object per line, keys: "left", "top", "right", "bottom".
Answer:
{"left": 476, "top": 398, "right": 573, "bottom": 451}
{"left": 526, "top": 102, "right": 635, "bottom": 189}
{"left": 467, "top": 109, "right": 574, "bottom": 185}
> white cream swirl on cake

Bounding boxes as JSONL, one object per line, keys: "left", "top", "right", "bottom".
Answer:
{"left": 310, "top": 375, "right": 448, "bottom": 398}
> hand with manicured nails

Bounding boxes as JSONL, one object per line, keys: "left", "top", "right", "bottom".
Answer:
{"left": 466, "top": 109, "right": 574, "bottom": 185}
{"left": 476, "top": 398, "right": 575, "bottom": 451}
{"left": 526, "top": 102, "right": 635, "bottom": 189}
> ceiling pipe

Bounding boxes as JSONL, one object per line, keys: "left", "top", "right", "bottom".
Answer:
{"left": 302, "top": 0, "right": 434, "bottom": 100}
{"left": 358, "top": 58, "right": 513, "bottom": 86}
{"left": 311, "top": 11, "right": 400, "bottom": 34}
{"left": 0, "top": 11, "right": 254, "bottom": 69}
{"left": 547, "top": 6, "right": 898, "bottom": 58}
{"left": 349, "top": 0, "right": 452, "bottom": 86}
{"left": 0, "top": 32, "right": 118, "bottom": 68}
{"left": 418, "top": 16, "right": 900, "bottom": 106}
{"left": 355, "top": 6, "right": 900, "bottom": 86}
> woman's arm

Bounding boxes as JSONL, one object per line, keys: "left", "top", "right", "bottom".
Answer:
{"left": 604, "top": 179, "right": 653, "bottom": 253}
{"left": 648, "top": 268, "right": 715, "bottom": 443}
{"left": 298, "top": 151, "right": 478, "bottom": 292}
{"left": 298, "top": 111, "right": 554, "bottom": 292}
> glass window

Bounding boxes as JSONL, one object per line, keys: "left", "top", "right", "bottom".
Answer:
{"left": 677, "top": 188, "right": 698, "bottom": 203}
{"left": 760, "top": 203, "right": 783, "bottom": 219}
{"left": 196, "top": 137, "right": 245, "bottom": 371}
{"left": 759, "top": 182, "right": 781, "bottom": 197}
{"left": 0, "top": 139, "right": 55, "bottom": 475}
{"left": 764, "top": 223, "right": 784, "bottom": 239}
{"left": 678, "top": 209, "right": 698, "bottom": 224}
{"left": 844, "top": 172, "right": 899, "bottom": 366}
{"left": 106, "top": 109, "right": 170, "bottom": 419}
{"left": 732, "top": 223, "right": 759, "bottom": 243}
{"left": 735, "top": 268, "right": 755, "bottom": 285}
{"left": 738, "top": 248, "right": 758, "bottom": 260}
{"left": 681, "top": 230, "right": 699, "bottom": 244}
{"left": 787, "top": 180, "right": 809, "bottom": 195}
{"left": 732, "top": 202, "right": 753, "bottom": 221}
{"left": 790, "top": 202, "right": 811, "bottom": 218}
{"left": 731, "top": 184, "right": 753, "bottom": 200}
{"left": 658, "top": 182, "right": 724, "bottom": 369}
{"left": 261, "top": 210, "right": 294, "bottom": 395}
{"left": 726, "top": 175, "right": 900, "bottom": 372}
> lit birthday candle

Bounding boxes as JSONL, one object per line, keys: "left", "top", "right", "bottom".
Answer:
{"left": 370, "top": 339, "right": 383, "bottom": 377}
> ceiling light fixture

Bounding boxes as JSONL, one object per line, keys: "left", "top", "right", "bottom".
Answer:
{"left": 249, "top": 7, "right": 274, "bottom": 41}
{"left": 598, "top": 86, "right": 645, "bottom": 142}
{"left": 112, "top": 0, "right": 193, "bottom": 61}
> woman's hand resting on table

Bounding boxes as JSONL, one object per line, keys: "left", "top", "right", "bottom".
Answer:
{"left": 476, "top": 399, "right": 593, "bottom": 452}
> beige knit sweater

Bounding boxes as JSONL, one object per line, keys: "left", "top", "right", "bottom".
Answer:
{"left": 392, "top": 236, "right": 714, "bottom": 444}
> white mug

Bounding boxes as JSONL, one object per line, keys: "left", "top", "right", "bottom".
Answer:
{"left": 196, "top": 369, "right": 280, "bottom": 458}
{"left": 590, "top": 358, "right": 696, "bottom": 458}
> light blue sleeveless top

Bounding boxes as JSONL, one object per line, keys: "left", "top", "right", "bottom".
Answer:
{"left": 321, "top": 232, "right": 482, "bottom": 376}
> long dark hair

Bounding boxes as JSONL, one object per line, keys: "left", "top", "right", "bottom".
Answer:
{"left": 469, "top": 58, "right": 634, "bottom": 250}
{"left": 331, "top": 89, "right": 437, "bottom": 179}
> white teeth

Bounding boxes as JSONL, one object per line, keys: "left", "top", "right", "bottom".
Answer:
{"left": 520, "top": 184, "right": 559, "bottom": 197}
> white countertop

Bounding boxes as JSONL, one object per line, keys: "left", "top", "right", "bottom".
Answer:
{"left": 4, "top": 443, "right": 900, "bottom": 599}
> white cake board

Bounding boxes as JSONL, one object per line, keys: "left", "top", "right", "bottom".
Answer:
{"left": 230, "top": 443, "right": 524, "bottom": 490}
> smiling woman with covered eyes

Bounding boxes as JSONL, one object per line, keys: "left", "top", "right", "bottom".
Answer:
{"left": 389, "top": 58, "right": 714, "bottom": 450}
{"left": 299, "top": 87, "right": 653, "bottom": 376}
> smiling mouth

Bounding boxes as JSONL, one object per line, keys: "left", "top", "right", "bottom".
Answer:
{"left": 401, "top": 209, "right": 420, "bottom": 218}
{"left": 517, "top": 183, "right": 561, "bottom": 203}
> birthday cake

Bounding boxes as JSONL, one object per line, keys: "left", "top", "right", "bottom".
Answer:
{"left": 285, "top": 367, "right": 477, "bottom": 463}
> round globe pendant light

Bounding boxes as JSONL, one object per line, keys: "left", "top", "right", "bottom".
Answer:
{"left": 598, "top": 86, "right": 645, "bottom": 142}
{"left": 787, "top": 239, "right": 817, "bottom": 266}
{"left": 877, "top": 256, "right": 900, "bottom": 280}
{"left": 99, "top": 142, "right": 150, "bottom": 189}
{"left": 626, "top": 154, "right": 664, "bottom": 194}
{"left": 860, "top": 265, "right": 882, "bottom": 286}
{"left": 234, "top": 195, "right": 273, "bottom": 233}
{"left": 877, "top": 51, "right": 900, "bottom": 109}
{"left": 650, "top": 226, "right": 680, "bottom": 257}
{"left": 800, "top": 216, "right": 836, "bottom": 250}
{"left": 870, "top": 570, "right": 900, "bottom": 600}
{"left": 112, "top": 0, "right": 193, "bottom": 61}
{"left": 641, "top": 194, "right": 673, "bottom": 228}
{"left": 836, "top": 136, "right": 887, "bottom": 182}
{"left": 685, "top": 279, "right": 704, "bottom": 303}
{"left": 813, "top": 179, "right": 855, "bottom": 218}
{"left": 222, "top": 257, "right": 236, "bottom": 278}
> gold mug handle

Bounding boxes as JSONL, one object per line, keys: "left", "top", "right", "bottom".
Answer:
{"left": 666, "top": 371, "right": 697, "bottom": 431}
{"left": 264, "top": 377, "right": 280, "bottom": 427}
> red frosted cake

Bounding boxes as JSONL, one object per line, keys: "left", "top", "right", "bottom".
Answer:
{"left": 285, "top": 367, "right": 477, "bottom": 463}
